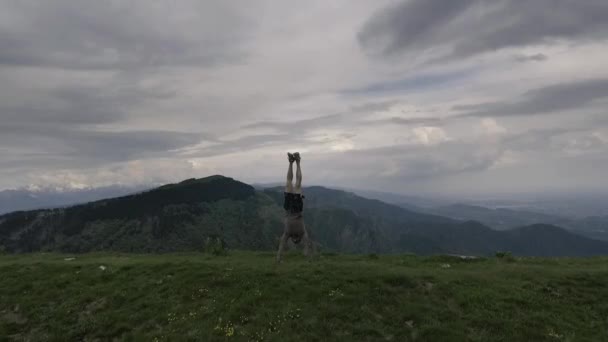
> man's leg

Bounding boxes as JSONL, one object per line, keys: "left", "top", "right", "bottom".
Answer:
{"left": 277, "top": 231, "right": 288, "bottom": 263}
{"left": 285, "top": 153, "right": 294, "bottom": 193}
{"left": 294, "top": 153, "right": 302, "bottom": 194}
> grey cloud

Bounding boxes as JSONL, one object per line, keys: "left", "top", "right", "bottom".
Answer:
{"left": 501, "top": 129, "right": 564, "bottom": 152}
{"left": 502, "top": 126, "right": 608, "bottom": 156}
{"left": 359, "top": 0, "right": 608, "bottom": 61}
{"left": 514, "top": 53, "right": 548, "bottom": 63}
{"left": 1, "top": 1, "right": 606, "bottom": 195}
{"left": 242, "top": 114, "right": 344, "bottom": 131}
{"left": 243, "top": 108, "right": 443, "bottom": 140}
{"left": 0, "top": 81, "right": 175, "bottom": 126}
{"left": 242, "top": 100, "right": 414, "bottom": 133}
{"left": 345, "top": 68, "right": 474, "bottom": 96}
{"left": 258, "top": 100, "right": 401, "bottom": 129}
{"left": 0, "top": 125, "right": 205, "bottom": 166}
{"left": 552, "top": 133, "right": 608, "bottom": 155}
{"left": 184, "top": 134, "right": 294, "bottom": 158}
{"left": 64, "top": 130, "right": 205, "bottom": 161}
{"left": 358, "top": 0, "right": 474, "bottom": 56}
{"left": 322, "top": 141, "right": 503, "bottom": 182}
{"left": 184, "top": 129, "right": 362, "bottom": 159}
{"left": 0, "top": 0, "right": 252, "bottom": 70}
{"left": 365, "top": 116, "right": 443, "bottom": 126}
{"left": 454, "top": 78, "right": 608, "bottom": 117}
{"left": 2, "top": 88, "right": 121, "bottom": 125}
{"left": 324, "top": 124, "right": 604, "bottom": 185}
{"left": 349, "top": 100, "right": 398, "bottom": 113}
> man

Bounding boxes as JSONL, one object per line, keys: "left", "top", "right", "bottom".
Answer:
{"left": 277, "top": 152, "right": 313, "bottom": 262}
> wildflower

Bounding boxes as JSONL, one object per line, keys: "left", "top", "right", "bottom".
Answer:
{"left": 547, "top": 328, "right": 562, "bottom": 339}
{"left": 167, "top": 312, "right": 178, "bottom": 323}
{"left": 329, "top": 288, "right": 344, "bottom": 298}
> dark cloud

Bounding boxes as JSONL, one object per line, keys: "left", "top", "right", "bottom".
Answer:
{"left": 359, "top": 0, "right": 608, "bottom": 61}
{"left": 0, "top": 0, "right": 251, "bottom": 70}
{"left": 454, "top": 78, "right": 608, "bottom": 117}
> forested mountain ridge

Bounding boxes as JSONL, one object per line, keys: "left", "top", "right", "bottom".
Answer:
{"left": 0, "top": 176, "right": 268, "bottom": 253}
{"left": 2, "top": 175, "right": 608, "bottom": 256}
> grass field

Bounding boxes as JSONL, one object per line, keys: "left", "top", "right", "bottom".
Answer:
{"left": 1, "top": 252, "right": 608, "bottom": 341}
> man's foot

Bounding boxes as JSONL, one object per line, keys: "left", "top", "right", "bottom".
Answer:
{"left": 293, "top": 152, "right": 301, "bottom": 162}
{"left": 287, "top": 152, "right": 295, "bottom": 163}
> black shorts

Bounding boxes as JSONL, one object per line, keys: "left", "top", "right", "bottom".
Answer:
{"left": 284, "top": 192, "right": 304, "bottom": 214}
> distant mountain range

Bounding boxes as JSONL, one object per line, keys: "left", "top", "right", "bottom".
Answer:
{"left": 2, "top": 175, "right": 608, "bottom": 257}
{"left": 0, "top": 185, "right": 151, "bottom": 215}
{"left": 341, "top": 189, "right": 608, "bottom": 242}
{"left": 419, "top": 204, "right": 608, "bottom": 242}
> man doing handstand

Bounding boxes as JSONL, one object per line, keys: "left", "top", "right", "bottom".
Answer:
{"left": 277, "top": 152, "right": 313, "bottom": 262}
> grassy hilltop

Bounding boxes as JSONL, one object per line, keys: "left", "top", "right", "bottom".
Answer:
{"left": 1, "top": 252, "right": 607, "bottom": 341}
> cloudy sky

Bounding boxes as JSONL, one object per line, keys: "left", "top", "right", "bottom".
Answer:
{"left": 1, "top": 0, "right": 607, "bottom": 196}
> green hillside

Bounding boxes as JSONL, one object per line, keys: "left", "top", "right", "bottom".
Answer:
{"left": 1, "top": 252, "right": 607, "bottom": 341}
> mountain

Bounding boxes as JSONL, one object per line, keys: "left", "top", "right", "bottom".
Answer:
{"left": 419, "top": 203, "right": 608, "bottom": 242}
{"left": 2, "top": 175, "right": 608, "bottom": 256}
{"left": 347, "top": 188, "right": 608, "bottom": 242}
{"left": 0, "top": 176, "right": 274, "bottom": 253}
{"left": 339, "top": 188, "right": 451, "bottom": 210}
{"left": 569, "top": 215, "right": 608, "bottom": 241}
{"left": 504, "top": 224, "right": 608, "bottom": 256}
{"left": 426, "top": 204, "right": 566, "bottom": 230}
{"left": 0, "top": 185, "right": 151, "bottom": 215}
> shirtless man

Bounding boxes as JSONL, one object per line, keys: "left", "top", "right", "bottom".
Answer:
{"left": 277, "top": 152, "right": 313, "bottom": 262}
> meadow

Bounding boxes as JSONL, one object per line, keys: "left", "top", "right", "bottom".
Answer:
{"left": 1, "top": 252, "right": 607, "bottom": 341}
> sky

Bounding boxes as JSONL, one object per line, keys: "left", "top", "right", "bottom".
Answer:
{"left": 1, "top": 0, "right": 607, "bottom": 196}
